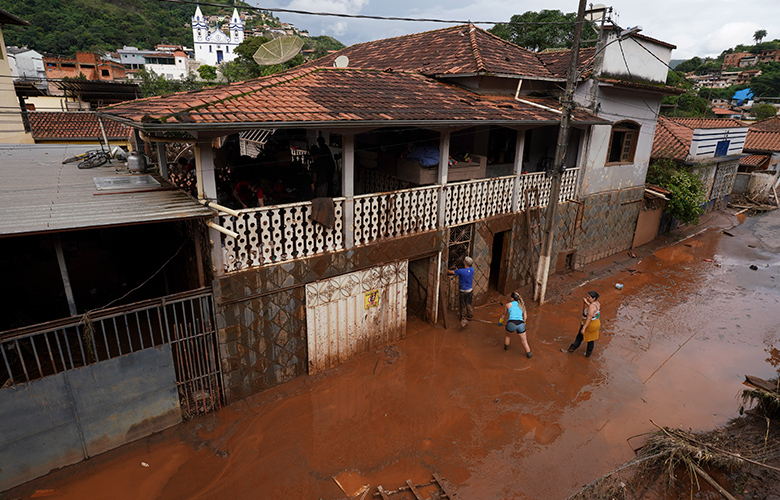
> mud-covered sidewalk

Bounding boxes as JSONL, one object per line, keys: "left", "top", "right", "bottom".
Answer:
{"left": 5, "top": 209, "right": 780, "bottom": 500}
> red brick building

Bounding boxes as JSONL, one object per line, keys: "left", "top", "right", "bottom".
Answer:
{"left": 722, "top": 51, "right": 752, "bottom": 69}
{"left": 43, "top": 52, "right": 127, "bottom": 81}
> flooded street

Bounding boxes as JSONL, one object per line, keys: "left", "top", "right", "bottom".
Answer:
{"left": 6, "top": 210, "right": 780, "bottom": 500}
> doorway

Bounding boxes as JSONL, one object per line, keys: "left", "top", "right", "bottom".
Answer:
{"left": 489, "top": 231, "right": 508, "bottom": 291}
{"left": 407, "top": 257, "right": 432, "bottom": 321}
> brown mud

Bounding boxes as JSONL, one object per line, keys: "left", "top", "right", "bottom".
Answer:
{"left": 5, "top": 210, "right": 780, "bottom": 500}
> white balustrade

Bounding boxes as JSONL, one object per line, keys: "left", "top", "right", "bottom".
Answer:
{"left": 518, "top": 168, "right": 580, "bottom": 210}
{"left": 217, "top": 169, "right": 580, "bottom": 273}
{"left": 353, "top": 185, "right": 439, "bottom": 246}
{"left": 220, "top": 199, "right": 344, "bottom": 272}
{"left": 445, "top": 175, "right": 515, "bottom": 226}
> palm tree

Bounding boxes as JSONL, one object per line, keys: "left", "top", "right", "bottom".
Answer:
{"left": 754, "top": 29, "right": 767, "bottom": 44}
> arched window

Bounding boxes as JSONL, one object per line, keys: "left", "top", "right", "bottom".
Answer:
{"left": 607, "top": 121, "right": 640, "bottom": 164}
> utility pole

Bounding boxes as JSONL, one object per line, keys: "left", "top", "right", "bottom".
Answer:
{"left": 533, "top": 0, "right": 588, "bottom": 304}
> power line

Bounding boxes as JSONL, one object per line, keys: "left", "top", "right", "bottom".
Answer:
{"left": 159, "top": 0, "right": 585, "bottom": 27}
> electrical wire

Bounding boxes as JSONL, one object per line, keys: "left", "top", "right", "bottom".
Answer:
{"left": 616, "top": 38, "right": 663, "bottom": 119}
{"left": 91, "top": 240, "right": 187, "bottom": 312}
{"left": 159, "top": 0, "right": 590, "bottom": 27}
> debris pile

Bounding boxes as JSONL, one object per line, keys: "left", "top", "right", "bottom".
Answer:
{"left": 568, "top": 373, "right": 780, "bottom": 500}
{"left": 729, "top": 192, "right": 779, "bottom": 214}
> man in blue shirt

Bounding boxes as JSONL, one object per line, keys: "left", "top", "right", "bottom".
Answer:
{"left": 448, "top": 256, "right": 474, "bottom": 326}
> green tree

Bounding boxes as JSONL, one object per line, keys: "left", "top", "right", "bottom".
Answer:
{"left": 646, "top": 159, "right": 705, "bottom": 227}
{"left": 675, "top": 57, "right": 703, "bottom": 73}
{"left": 0, "top": 0, "right": 294, "bottom": 58}
{"left": 489, "top": 9, "right": 598, "bottom": 52}
{"left": 197, "top": 64, "right": 218, "bottom": 82}
{"left": 751, "top": 69, "right": 780, "bottom": 97}
{"left": 661, "top": 91, "right": 710, "bottom": 117}
{"left": 136, "top": 68, "right": 206, "bottom": 97}
{"left": 752, "top": 103, "right": 778, "bottom": 120}
{"left": 754, "top": 29, "right": 768, "bottom": 44}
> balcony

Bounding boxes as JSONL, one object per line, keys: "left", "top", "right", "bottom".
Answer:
{"left": 217, "top": 169, "right": 580, "bottom": 273}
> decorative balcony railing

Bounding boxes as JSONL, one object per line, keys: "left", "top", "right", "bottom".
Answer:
{"left": 220, "top": 199, "right": 344, "bottom": 272}
{"left": 217, "top": 168, "right": 580, "bottom": 273}
{"left": 354, "top": 185, "right": 439, "bottom": 246}
{"left": 445, "top": 175, "right": 515, "bottom": 227}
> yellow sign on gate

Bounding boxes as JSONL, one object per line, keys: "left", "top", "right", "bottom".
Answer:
{"left": 364, "top": 289, "right": 380, "bottom": 309}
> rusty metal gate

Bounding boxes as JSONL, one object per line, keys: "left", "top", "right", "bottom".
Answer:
{"left": 0, "top": 288, "right": 222, "bottom": 419}
{"left": 305, "top": 261, "right": 408, "bottom": 373}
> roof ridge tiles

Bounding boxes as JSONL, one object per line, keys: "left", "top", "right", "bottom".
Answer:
{"left": 467, "top": 23, "right": 487, "bottom": 73}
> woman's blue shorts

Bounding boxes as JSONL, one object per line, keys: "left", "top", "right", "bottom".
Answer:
{"left": 506, "top": 320, "right": 526, "bottom": 333}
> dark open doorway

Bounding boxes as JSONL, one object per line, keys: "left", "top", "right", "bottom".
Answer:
{"left": 407, "top": 257, "right": 431, "bottom": 321}
{"left": 489, "top": 231, "right": 506, "bottom": 291}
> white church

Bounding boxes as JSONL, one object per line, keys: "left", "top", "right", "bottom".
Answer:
{"left": 192, "top": 5, "right": 244, "bottom": 66}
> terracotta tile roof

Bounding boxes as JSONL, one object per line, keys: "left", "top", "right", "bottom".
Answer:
{"left": 652, "top": 116, "right": 749, "bottom": 160}
{"left": 537, "top": 47, "right": 596, "bottom": 78}
{"left": 712, "top": 107, "right": 734, "bottom": 115}
{"left": 99, "top": 67, "right": 607, "bottom": 127}
{"left": 750, "top": 116, "right": 780, "bottom": 132}
{"left": 671, "top": 117, "right": 746, "bottom": 129}
{"left": 28, "top": 111, "right": 131, "bottom": 141}
{"left": 740, "top": 154, "right": 769, "bottom": 167}
{"left": 745, "top": 130, "right": 780, "bottom": 152}
{"left": 306, "top": 24, "right": 557, "bottom": 79}
{"left": 652, "top": 116, "right": 692, "bottom": 160}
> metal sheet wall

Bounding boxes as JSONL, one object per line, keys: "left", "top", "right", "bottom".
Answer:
{"left": 0, "top": 346, "right": 180, "bottom": 492}
{"left": 305, "top": 261, "right": 408, "bottom": 373}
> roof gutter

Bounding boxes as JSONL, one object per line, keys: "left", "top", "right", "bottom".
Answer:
{"left": 102, "top": 117, "right": 607, "bottom": 134}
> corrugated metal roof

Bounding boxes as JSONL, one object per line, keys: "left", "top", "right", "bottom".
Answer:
{"left": 0, "top": 144, "right": 214, "bottom": 237}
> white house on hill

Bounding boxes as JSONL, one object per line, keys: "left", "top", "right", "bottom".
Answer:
{"left": 192, "top": 5, "right": 243, "bottom": 65}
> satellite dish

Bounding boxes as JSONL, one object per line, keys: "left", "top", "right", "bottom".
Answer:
{"left": 584, "top": 4, "right": 607, "bottom": 22}
{"left": 253, "top": 35, "right": 304, "bottom": 66}
{"left": 334, "top": 55, "right": 349, "bottom": 68}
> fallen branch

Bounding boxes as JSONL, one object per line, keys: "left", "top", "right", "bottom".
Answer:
{"left": 692, "top": 463, "right": 738, "bottom": 500}
{"left": 650, "top": 420, "right": 780, "bottom": 473}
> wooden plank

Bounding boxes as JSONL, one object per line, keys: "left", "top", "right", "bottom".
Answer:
{"left": 745, "top": 375, "right": 779, "bottom": 394}
{"left": 433, "top": 473, "right": 458, "bottom": 499}
{"left": 406, "top": 480, "right": 424, "bottom": 500}
{"left": 439, "top": 273, "right": 449, "bottom": 330}
{"left": 376, "top": 485, "right": 391, "bottom": 500}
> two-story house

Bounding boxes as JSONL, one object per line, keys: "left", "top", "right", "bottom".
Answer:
{"left": 1, "top": 21, "right": 680, "bottom": 491}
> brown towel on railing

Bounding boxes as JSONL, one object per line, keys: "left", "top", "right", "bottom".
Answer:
{"left": 311, "top": 197, "right": 335, "bottom": 229}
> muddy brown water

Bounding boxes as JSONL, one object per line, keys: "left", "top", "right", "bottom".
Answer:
{"left": 6, "top": 212, "right": 780, "bottom": 500}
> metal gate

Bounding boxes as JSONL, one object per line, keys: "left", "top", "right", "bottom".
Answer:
{"left": 305, "top": 261, "right": 408, "bottom": 373}
{"left": 0, "top": 288, "right": 222, "bottom": 419}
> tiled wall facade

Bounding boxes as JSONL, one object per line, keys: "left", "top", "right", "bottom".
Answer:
{"left": 214, "top": 231, "right": 448, "bottom": 403}
{"left": 214, "top": 188, "right": 644, "bottom": 401}
{"left": 571, "top": 187, "right": 644, "bottom": 266}
{"left": 503, "top": 186, "right": 644, "bottom": 289}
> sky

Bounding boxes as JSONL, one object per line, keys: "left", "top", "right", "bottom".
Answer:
{"left": 249, "top": 0, "right": 780, "bottom": 60}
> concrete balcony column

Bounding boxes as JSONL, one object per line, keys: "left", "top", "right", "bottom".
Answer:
{"left": 512, "top": 129, "right": 526, "bottom": 212}
{"left": 437, "top": 129, "right": 451, "bottom": 229}
{"left": 342, "top": 132, "right": 355, "bottom": 249}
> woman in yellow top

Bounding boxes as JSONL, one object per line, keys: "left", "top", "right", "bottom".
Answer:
{"left": 563, "top": 290, "right": 601, "bottom": 358}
